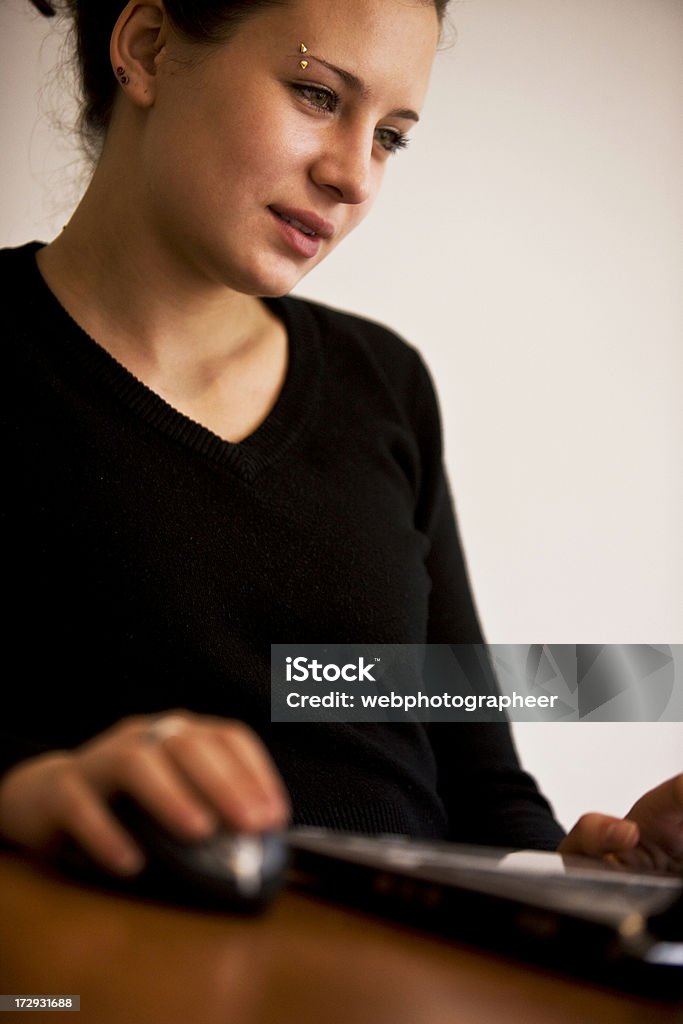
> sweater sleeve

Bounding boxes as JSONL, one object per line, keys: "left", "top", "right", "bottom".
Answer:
{"left": 408, "top": 352, "right": 566, "bottom": 850}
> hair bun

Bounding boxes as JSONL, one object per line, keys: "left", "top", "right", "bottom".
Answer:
{"left": 29, "top": 0, "right": 56, "bottom": 16}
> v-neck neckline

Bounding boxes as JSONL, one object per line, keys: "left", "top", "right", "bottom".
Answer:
{"left": 21, "top": 242, "right": 323, "bottom": 483}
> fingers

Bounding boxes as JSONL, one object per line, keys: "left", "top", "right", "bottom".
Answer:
{"left": 0, "top": 755, "right": 145, "bottom": 877}
{"left": 627, "top": 773, "right": 683, "bottom": 823}
{"left": 558, "top": 812, "right": 640, "bottom": 859}
{"left": 81, "top": 712, "right": 290, "bottom": 837}
{"left": 115, "top": 722, "right": 289, "bottom": 838}
{"left": 622, "top": 772, "right": 683, "bottom": 871}
{"left": 140, "top": 715, "right": 289, "bottom": 832}
{"left": 50, "top": 770, "right": 146, "bottom": 876}
{"left": 0, "top": 712, "right": 291, "bottom": 879}
{"left": 168, "top": 724, "right": 290, "bottom": 833}
{"left": 557, "top": 777, "right": 683, "bottom": 871}
{"left": 213, "top": 722, "right": 291, "bottom": 828}
{"left": 95, "top": 737, "right": 221, "bottom": 841}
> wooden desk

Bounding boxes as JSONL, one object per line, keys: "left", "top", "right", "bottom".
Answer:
{"left": 0, "top": 852, "right": 679, "bottom": 1024}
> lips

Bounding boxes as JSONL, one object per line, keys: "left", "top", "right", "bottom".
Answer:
{"left": 269, "top": 205, "right": 335, "bottom": 241}
{"left": 276, "top": 213, "right": 316, "bottom": 236}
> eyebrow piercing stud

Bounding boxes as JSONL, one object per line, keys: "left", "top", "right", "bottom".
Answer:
{"left": 299, "top": 42, "right": 309, "bottom": 69}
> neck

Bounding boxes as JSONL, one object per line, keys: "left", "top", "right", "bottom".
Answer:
{"left": 37, "top": 138, "right": 271, "bottom": 376}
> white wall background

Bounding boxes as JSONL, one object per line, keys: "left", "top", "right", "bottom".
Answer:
{"left": 1, "top": 0, "right": 680, "bottom": 832}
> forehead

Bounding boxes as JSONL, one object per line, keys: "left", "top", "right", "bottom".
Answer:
{"left": 226, "top": 0, "right": 440, "bottom": 107}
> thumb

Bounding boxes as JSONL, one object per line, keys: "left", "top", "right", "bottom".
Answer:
{"left": 558, "top": 813, "right": 640, "bottom": 858}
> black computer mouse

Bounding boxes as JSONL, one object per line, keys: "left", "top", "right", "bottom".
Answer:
{"left": 53, "top": 792, "right": 289, "bottom": 913}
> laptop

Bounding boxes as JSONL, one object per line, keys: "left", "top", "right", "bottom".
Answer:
{"left": 286, "top": 828, "right": 683, "bottom": 997}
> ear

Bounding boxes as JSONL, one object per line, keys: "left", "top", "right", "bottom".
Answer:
{"left": 110, "top": 1, "right": 169, "bottom": 109}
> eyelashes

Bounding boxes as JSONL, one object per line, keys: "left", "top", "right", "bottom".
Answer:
{"left": 290, "top": 83, "right": 410, "bottom": 155}
{"left": 375, "top": 127, "right": 409, "bottom": 154}
{"left": 293, "top": 83, "right": 339, "bottom": 113}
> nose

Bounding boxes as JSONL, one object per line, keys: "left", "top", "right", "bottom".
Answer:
{"left": 310, "top": 128, "right": 374, "bottom": 206}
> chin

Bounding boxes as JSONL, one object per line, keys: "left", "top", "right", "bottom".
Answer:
{"left": 224, "top": 255, "right": 318, "bottom": 299}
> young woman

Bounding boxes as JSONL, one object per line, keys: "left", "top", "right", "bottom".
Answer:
{"left": 0, "top": 0, "right": 680, "bottom": 879}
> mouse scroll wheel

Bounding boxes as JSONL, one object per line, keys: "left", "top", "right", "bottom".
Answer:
{"left": 216, "top": 836, "right": 264, "bottom": 897}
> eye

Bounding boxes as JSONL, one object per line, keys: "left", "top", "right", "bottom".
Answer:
{"left": 375, "top": 127, "right": 410, "bottom": 155}
{"left": 292, "top": 83, "right": 338, "bottom": 114}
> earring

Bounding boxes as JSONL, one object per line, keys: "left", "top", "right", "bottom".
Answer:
{"left": 299, "top": 42, "right": 308, "bottom": 70}
{"left": 116, "top": 65, "right": 130, "bottom": 86}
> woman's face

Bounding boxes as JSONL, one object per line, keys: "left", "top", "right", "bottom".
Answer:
{"left": 134, "top": 0, "right": 439, "bottom": 296}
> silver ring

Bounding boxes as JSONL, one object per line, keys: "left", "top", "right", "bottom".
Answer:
{"left": 141, "top": 715, "right": 187, "bottom": 745}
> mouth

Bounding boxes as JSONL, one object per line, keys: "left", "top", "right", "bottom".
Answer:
{"left": 268, "top": 206, "right": 335, "bottom": 241}
{"left": 274, "top": 212, "right": 316, "bottom": 237}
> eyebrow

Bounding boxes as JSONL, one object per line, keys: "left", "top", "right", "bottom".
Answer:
{"left": 305, "top": 54, "right": 420, "bottom": 123}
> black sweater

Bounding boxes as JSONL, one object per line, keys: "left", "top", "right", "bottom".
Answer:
{"left": 1, "top": 242, "right": 564, "bottom": 848}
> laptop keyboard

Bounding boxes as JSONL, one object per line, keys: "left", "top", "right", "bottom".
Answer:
{"left": 290, "top": 830, "right": 683, "bottom": 928}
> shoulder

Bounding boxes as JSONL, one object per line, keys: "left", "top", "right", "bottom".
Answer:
{"left": 0, "top": 241, "right": 45, "bottom": 305}
{"left": 281, "top": 293, "right": 438, "bottom": 408}
{"left": 0, "top": 241, "right": 44, "bottom": 269}
{"left": 286, "top": 292, "right": 420, "bottom": 363}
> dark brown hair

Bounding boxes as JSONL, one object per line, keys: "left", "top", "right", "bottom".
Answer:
{"left": 29, "top": 1, "right": 449, "bottom": 147}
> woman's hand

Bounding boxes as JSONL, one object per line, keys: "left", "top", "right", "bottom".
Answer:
{"left": 558, "top": 773, "right": 683, "bottom": 873}
{"left": 0, "top": 712, "right": 290, "bottom": 876}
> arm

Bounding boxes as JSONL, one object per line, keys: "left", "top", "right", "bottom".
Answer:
{"left": 429, "top": 721, "right": 565, "bottom": 850}
{"left": 409, "top": 354, "right": 682, "bottom": 868}
{"left": 408, "top": 352, "right": 565, "bottom": 849}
